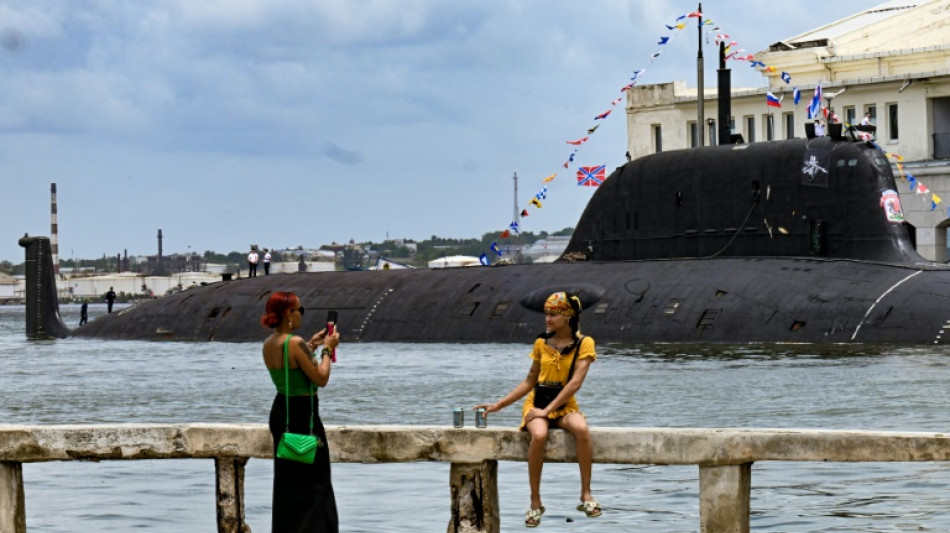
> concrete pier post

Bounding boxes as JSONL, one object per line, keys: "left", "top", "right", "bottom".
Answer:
{"left": 447, "top": 461, "right": 499, "bottom": 533}
{"left": 0, "top": 461, "right": 26, "bottom": 533}
{"left": 699, "top": 463, "right": 751, "bottom": 533}
{"left": 214, "top": 457, "right": 250, "bottom": 533}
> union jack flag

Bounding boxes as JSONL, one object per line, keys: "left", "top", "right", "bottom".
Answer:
{"left": 577, "top": 165, "right": 606, "bottom": 187}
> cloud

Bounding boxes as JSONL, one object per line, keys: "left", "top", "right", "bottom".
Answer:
{"left": 322, "top": 142, "right": 363, "bottom": 166}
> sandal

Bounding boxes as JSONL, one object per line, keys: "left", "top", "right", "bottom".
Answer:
{"left": 524, "top": 506, "right": 545, "bottom": 528}
{"left": 576, "top": 500, "right": 602, "bottom": 518}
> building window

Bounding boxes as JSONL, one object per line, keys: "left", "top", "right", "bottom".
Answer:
{"left": 887, "top": 103, "right": 899, "bottom": 141}
{"left": 784, "top": 112, "right": 795, "bottom": 139}
{"left": 745, "top": 116, "right": 755, "bottom": 143}
{"left": 844, "top": 106, "right": 856, "bottom": 126}
{"left": 764, "top": 114, "right": 774, "bottom": 141}
{"left": 865, "top": 105, "right": 877, "bottom": 124}
{"left": 652, "top": 124, "right": 663, "bottom": 153}
{"left": 688, "top": 121, "right": 698, "bottom": 148}
{"left": 707, "top": 119, "right": 717, "bottom": 146}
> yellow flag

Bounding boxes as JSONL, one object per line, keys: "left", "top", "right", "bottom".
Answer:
{"left": 530, "top": 197, "right": 542, "bottom": 208}
{"left": 542, "top": 173, "right": 556, "bottom": 183}
{"left": 934, "top": 193, "right": 942, "bottom": 205}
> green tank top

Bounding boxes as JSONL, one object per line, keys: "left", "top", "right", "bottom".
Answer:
{"left": 269, "top": 335, "right": 316, "bottom": 396}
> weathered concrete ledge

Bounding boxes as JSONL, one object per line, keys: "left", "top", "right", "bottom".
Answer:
{"left": 1, "top": 424, "right": 947, "bottom": 464}
{"left": 2, "top": 424, "right": 949, "bottom": 533}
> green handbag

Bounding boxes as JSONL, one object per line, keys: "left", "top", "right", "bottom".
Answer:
{"left": 275, "top": 334, "right": 322, "bottom": 464}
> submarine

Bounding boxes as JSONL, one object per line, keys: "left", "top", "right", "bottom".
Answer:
{"left": 20, "top": 130, "right": 950, "bottom": 345}
{"left": 19, "top": 43, "right": 950, "bottom": 345}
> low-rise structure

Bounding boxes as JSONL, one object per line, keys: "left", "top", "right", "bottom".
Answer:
{"left": 0, "top": 273, "right": 18, "bottom": 301}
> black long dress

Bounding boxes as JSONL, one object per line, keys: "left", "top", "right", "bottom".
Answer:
{"left": 269, "top": 393, "right": 339, "bottom": 532}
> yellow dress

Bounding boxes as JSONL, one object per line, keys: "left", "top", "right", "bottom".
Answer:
{"left": 520, "top": 336, "right": 596, "bottom": 428}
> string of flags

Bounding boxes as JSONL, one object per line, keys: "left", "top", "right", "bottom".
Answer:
{"left": 479, "top": 9, "right": 711, "bottom": 266}
{"left": 477, "top": 9, "right": 931, "bottom": 266}
{"left": 872, "top": 143, "right": 946, "bottom": 214}
{"left": 701, "top": 20, "right": 814, "bottom": 114}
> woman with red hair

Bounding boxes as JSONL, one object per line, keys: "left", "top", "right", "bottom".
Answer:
{"left": 261, "top": 291, "right": 340, "bottom": 532}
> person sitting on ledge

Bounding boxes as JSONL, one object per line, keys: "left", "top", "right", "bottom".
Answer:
{"left": 476, "top": 291, "right": 600, "bottom": 527}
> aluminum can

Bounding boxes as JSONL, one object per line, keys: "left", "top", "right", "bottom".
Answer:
{"left": 453, "top": 407, "right": 465, "bottom": 428}
{"left": 475, "top": 407, "right": 487, "bottom": 428}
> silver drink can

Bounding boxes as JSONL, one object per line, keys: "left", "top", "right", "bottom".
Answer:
{"left": 475, "top": 407, "right": 487, "bottom": 428}
{"left": 453, "top": 407, "right": 464, "bottom": 428}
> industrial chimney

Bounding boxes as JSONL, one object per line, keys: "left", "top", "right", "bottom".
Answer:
{"left": 50, "top": 183, "right": 60, "bottom": 278}
{"left": 156, "top": 229, "right": 165, "bottom": 275}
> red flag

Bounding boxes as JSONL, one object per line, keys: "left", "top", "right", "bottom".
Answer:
{"left": 566, "top": 136, "right": 589, "bottom": 146}
{"left": 577, "top": 165, "right": 606, "bottom": 187}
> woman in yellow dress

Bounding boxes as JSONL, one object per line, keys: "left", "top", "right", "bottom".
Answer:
{"left": 476, "top": 291, "right": 600, "bottom": 527}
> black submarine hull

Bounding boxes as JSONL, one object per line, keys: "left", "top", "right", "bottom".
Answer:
{"left": 67, "top": 257, "right": 950, "bottom": 344}
{"left": 24, "top": 137, "right": 950, "bottom": 345}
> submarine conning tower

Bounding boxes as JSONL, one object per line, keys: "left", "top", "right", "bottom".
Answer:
{"left": 18, "top": 235, "right": 70, "bottom": 339}
{"left": 561, "top": 137, "right": 926, "bottom": 265}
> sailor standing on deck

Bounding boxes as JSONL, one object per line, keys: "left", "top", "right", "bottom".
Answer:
{"left": 263, "top": 249, "right": 272, "bottom": 275}
{"left": 248, "top": 248, "right": 260, "bottom": 277}
{"left": 105, "top": 287, "right": 116, "bottom": 313}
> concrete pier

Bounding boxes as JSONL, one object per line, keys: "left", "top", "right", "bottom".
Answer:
{"left": 0, "top": 424, "right": 948, "bottom": 532}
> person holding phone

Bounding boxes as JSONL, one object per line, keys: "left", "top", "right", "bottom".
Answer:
{"left": 261, "top": 291, "right": 340, "bottom": 532}
{"left": 475, "top": 292, "right": 600, "bottom": 527}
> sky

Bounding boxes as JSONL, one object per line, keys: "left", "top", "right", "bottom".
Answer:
{"left": 0, "top": 1, "right": 883, "bottom": 263}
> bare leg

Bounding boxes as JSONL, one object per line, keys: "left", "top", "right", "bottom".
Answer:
{"left": 525, "top": 417, "right": 550, "bottom": 509}
{"left": 558, "top": 412, "right": 593, "bottom": 502}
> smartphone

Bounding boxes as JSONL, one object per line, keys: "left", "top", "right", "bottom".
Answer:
{"left": 326, "top": 310, "right": 338, "bottom": 362}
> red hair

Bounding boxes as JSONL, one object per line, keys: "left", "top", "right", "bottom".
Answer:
{"left": 260, "top": 291, "right": 298, "bottom": 328}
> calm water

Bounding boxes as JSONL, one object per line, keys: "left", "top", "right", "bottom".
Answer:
{"left": 1, "top": 304, "right": 948, "bottom": 532}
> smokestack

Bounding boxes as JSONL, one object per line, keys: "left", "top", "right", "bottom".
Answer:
{"left": 50, "top": 183, "right": 60, "bottom": 278}
{"left": 158, "top": 229, "right": 163, "bottom": 260}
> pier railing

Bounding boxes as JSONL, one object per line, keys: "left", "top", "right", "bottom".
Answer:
{"left": 1, "top": 424, "right": 949, "bottom": 532}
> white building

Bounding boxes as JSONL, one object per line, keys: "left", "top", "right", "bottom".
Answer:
{"left": 0, "top": 273, "right": 17, "bottom": 300}
{"left": 521, "top": 236, "right": 572, "bottom": 263}
{"left": 625, "top": 0, "right": 950, "bottom": 259}
{"left": 428, "top": 255, "right": 484, "bottom": 268}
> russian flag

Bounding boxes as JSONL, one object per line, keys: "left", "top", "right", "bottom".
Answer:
{"left": 766, "top": 91, "right": 782, "bottom": 108}
{"left": 808, "top": 81, "right": 822, "bottom": 119}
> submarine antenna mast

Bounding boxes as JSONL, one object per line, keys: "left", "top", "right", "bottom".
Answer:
{"left": 696, "top": 2, "right": 704, "bottom": 146}
{"left": 512, "top": 172, "right": 520, "bottom": 257}
{"left": 717, "top": 41, "right": 732, "bottom": 144}
{"left": 512, "top": 172, "right": 518, "bottom": 226}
